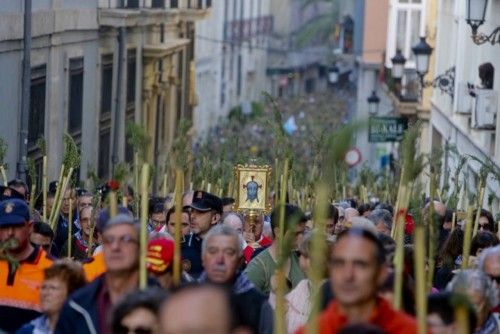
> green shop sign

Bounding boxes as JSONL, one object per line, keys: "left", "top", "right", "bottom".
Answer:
{"left": 368, "top": 117, "right": 408, "bottom": 142}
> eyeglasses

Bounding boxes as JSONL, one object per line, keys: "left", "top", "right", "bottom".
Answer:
{"left": 489, "top": 275, "right": 500, "bottom": 284}
{"left": 115, "top": 325, "right": 153, "bottom": 334}
{"left": 102, "top": 235, "right": 138, "bottom": 246}
{"left": 478, "top": 223, "right": 491, "bottom": 230}
{"left": 168, "top": 222, "right": 190, "bottom": 228}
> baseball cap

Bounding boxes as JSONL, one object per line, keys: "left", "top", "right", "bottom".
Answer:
{"left": 190, "top": 191, "right": 223, "bottom": 214}
{"left": 0, "top": 198, "right": 30, "bottom": 226}
{"left": 146, "top": 238, "right": 174, "bottom": 274}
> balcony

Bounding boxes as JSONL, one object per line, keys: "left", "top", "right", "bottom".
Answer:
{"left": 98, "top": 0, "right": 210, "bottom": 25}
{"left": 382, "top": 66, "right": 420, "bottom": 116}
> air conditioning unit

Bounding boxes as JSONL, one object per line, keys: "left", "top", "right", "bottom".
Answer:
{"left": 472, "top": 89, "right": 498, "bottom": 130}
{"left": 456, "top": 82, "right": 473, "bottom": 114}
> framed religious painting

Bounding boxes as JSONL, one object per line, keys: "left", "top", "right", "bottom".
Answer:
{"left": 233, "top": 164, "right": 272, "bottom": 214}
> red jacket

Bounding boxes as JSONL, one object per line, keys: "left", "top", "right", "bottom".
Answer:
{"left": 296, "top": 297, "right": 418, "bottom": 334}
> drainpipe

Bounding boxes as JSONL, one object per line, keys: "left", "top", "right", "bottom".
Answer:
{"left": 112, "top": 27, "right": 126, "bottom": 178}
{"left": 152, "top": 24, "right": 165, "bottom": 194}
{"left": 18, "top": 0, "right": 32, "bottom": 182}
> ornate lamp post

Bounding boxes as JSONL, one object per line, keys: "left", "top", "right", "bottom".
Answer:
{"left": 465, "top": 0, "right": 500, "bottom": 45}
{"left": 367, "top": 90, "right": 380, "bottom": 115}
{"left": 390, "top": 49, "right": 406, "bottom": 81}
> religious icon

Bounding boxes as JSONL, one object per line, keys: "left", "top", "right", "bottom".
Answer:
{"left": 234, "top": 164, "right": 272, "bottom": 214}
{"left": 244, "top": 176, "right": 261, "bottom": 203}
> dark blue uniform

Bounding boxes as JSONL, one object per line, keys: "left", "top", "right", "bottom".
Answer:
{"left": 181, "top": 233, "right": 203, "bottom": 278}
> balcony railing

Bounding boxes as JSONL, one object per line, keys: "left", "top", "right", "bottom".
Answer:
{"left": 99, "top": 0, "right": 211, "bottom": 10}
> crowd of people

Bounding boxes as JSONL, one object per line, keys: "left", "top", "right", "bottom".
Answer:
{"left": 0, "top": 177, "right": 499, "bottom": 334}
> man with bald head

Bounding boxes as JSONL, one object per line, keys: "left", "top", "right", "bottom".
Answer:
{"left": 160, "top": 284, "right": 232, "bottom": 334}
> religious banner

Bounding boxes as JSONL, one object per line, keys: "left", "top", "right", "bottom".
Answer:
{"left": 233, "top": 164, "right": 272, "bottom": 214}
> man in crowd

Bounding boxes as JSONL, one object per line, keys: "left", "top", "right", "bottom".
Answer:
{"left": 221, "top": 197, "right": 235, "bottom": 213}
{"left": 56, "top": 213, "right": 156, "bottom": 333}
{"left": 182, "top": 190, "right": 222, "bottom": 277}
{"left": 242, "top": 212, "right": 273, "bottom": 262}
{"left": 0, "top": 180, "right": 27, "bottom": 201}
{"left": 30, "top": 221, "right": 55, "bottom": 255}
{"left": 367, "top": 209, "right": 393, "bottom": 236}
{"left": 75, "top": 190, "right": 93, "bottom": 229}
{"left": 297, "top": 227, "right": 417, "bottom": 333}
{"left": 325, "top": 204, "right": 339, "bottom": 236}
{"left": 53, "top": 188, "right": 78, "bottom": 256}
{"left": 0, "top": 198, "right": 54, "bottom": 332}
{"left": 245, "top": 204, "right": 307, "bottom": 295}
{"left": 7, "top": 179, "right": 29, "bottom": 200}
{"left": 160, "top": 284, "right": 233, "bottom": 334}
{"left": 61, "top": 206, "right": 95, "bottom": 261}
{"left": 149, "top": 198, "right": 167, "bottom": 232}
{"left": 199, "top": 224, "right": 273, "bottom": 334}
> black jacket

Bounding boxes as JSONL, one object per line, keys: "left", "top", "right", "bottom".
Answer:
{"left": 55, "top": 274, "right": 158, "bottom": 334}
{"left": 199, "top": 272, "right": 273, "bottom": 334}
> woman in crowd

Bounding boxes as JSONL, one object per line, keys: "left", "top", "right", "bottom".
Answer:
{"left": 270, "top": 230, "right": 333, "bottom": 333}
{"left": 434, "top": 228, "right": 464, "bottom": 289}
{"left": 447, "top": 269, "right": 499, "bottom": 334}
{"left": 469, "top": 231, "right": 499, "bottom": 267}
{"left": 111, "top": 288, "right": 167, "bottom": 334}
{"left": 16, "top": 259, "right": 87, "bottom": 334}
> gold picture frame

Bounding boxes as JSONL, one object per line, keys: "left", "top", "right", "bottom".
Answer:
{"left": 233, "top": 164, "right": 272, "bottom": 215}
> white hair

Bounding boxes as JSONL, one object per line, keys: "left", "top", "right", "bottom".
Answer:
{"left": 201, "top": 224, "right": 243, "bottom": 256}
{"left": 447, "top": 269, "right": 498, "bottom": 309}
{"left": 350, "top": 216, "right": 377, "bottom": 235}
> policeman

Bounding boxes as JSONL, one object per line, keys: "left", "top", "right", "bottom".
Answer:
{"left": 0, "top": 198, "right": 53, "bottom": 332}
{"left": 182, "top": 191, "right": 222, "bottom": 278}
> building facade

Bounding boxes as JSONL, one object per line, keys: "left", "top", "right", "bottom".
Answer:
{"left": 0, "top": 0, "right": 210, "bottom": 190}
{"left": 431, "top": 0, "right": 499, "bottom": 211}
{"left": 266, "top": 0, "right": 332, "bottom": 98}
{"left": 352, "top": 0, "right": 392, "bottom": 171}
{"left": 194, "top": 0, "right": 271, "bottom": 138}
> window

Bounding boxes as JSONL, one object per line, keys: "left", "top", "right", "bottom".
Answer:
{"left": 101, "top": 55, "right": 113, "bottom": 116}
{"left": 127, "top": 49, "right": 136, "bottom": 111}
{"left": 68, "top": 58, "right": 84, "bottom": 137}
{"left": 387, "top": 0, "right": 424, "bottom": 67}
{"left": 29, "top": 65, "right": 46, "bottom": 149}
{"left": 152, "top": 0, "right": 165, "bottom": 8}
{"left": 99, "top": 54, "right": 113, "bottom": 179}
{"left": 122, "top": 0, "right": 139, "bottom": 8}
{"left": 125, "top": 49, "right": 136, "bottom": 164}
{"left": 98, "top": 129, "right": 111, "bottom": 179}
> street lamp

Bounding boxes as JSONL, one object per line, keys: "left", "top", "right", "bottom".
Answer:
{"left": 390, "top": 49, "right": 406, "bottom": 80}
{"left": 466, "top": 0, "right": 488, "bottom": 35}
{"left": 465, "top": 0, "right": 500, "bottom": 45}
{"left": 328, "top": 64, "right": 340, "bottom": 84}
{"left": 367, "top": 90, "right": 380, "bottom": 115}
{"left": 412, "top": 36, "right": 433, "bottom": 78}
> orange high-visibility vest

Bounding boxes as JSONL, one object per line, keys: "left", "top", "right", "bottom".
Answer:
{"left": 83, "top": 251, "right": 106, "bottom": 282}
{"left": 0, "top": 248, "right": 53, "bottom": 312}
